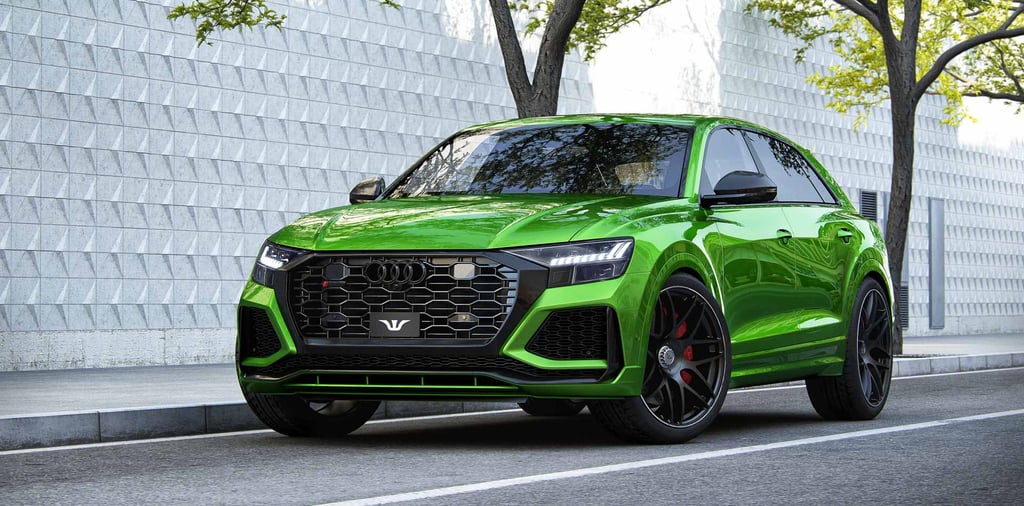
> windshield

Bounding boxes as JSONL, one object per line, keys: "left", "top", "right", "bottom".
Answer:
{"left": 388, "top": 123, "right": 692, "bottom": 198}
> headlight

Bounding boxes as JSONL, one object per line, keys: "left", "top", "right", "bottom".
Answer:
{"left": 252, "top": 242, "right": 305, "bottom": 287}
{"left": 509, "top": 239, "right": 634, "bottom": 287}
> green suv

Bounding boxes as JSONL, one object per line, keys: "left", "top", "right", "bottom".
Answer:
{"left": 238, "top": 114, "right": 894, "bottom": 443}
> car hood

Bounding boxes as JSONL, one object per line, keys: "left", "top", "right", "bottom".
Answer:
{"left": 270, "top": 194, "right": 668, "bottom": 251}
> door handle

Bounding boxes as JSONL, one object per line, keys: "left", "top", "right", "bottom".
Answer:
{"left": 776, "top": 229, "right": 792, "bottom": 245}
{"left": 838, "top": 228, "right": 853, "bottom": 243}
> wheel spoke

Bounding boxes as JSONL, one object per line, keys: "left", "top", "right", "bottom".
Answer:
{"left": 691, "top": 355, "right": 721, "bottom": 367}
{"left": 688, "top": 366, "right": 713, "bottom": 395}
{"left": 860, "top": 364, "right": 872, "bottom": 398}
{"left": 682, "top": 381, "right": 711, "bottom": 410}
{"left": 862, "top": 316, "right": 888, "bottom": 343}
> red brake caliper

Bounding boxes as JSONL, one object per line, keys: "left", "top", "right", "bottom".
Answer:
{"left": 674, "top": 320, "right": 687, "bottom": 339}
{"left": 676, "top": 320, "right": 693, "bottom": 384}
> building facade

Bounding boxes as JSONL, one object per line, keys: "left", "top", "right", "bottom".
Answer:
{"left": 0, "top": 0, "right": 593, "bottom": 369}
{"left": 590, "top": 0, "right": 1024, "bottom": 338}
{"left": 1, "top": 0, "right": 1021, "bottom": 370}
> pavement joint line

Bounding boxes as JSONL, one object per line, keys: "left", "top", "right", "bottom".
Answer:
{"left": 0, "top": 402, "right": 247, "bottom": 420}
{"left": 321, "top": 408, "right": 1024, "bottom": 506}
{"left": 893, "top": 366, "right": 1024, "bottom": 379}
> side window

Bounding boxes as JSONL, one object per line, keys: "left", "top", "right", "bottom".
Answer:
{"left": 746, "top": 132, "right": 836, "bottom": 204}
{"left": 701, "top": 128, "right": 759, "bottom": 194}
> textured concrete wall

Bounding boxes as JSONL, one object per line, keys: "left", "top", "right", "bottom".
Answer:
{"left": 591, "top": 0, "right": 1024, "bottom": 337}
{"left": 0, "top": 0, "right": 593, "bottom": 370}
{"left": 3, "top": 0, "right": 1021, "bottom": 370}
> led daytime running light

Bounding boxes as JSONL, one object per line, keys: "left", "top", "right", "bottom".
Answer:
{"left": 258, "top": 247, "right": 285, "bottom": 269}
{"left": 549, "top": 241, "right": 631, "bottom": 266}
{"left": 257, "top": 243, "right": 302, "bottom": 270}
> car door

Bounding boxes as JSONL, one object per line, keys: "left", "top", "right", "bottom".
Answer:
{"left": 745, "top": 131, "right": 857, "bottom": 345}
{"left": 699, "top": 127, "right": 798, "bottom": 363}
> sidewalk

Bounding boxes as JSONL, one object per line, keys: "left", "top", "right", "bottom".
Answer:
{"left": 2, "top": 333, "right": 1022, "bottom": 451}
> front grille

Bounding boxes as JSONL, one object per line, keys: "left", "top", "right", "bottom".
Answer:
{"left": 242, "top": 354, "right": 604, "bottom": 381}
{"left": 240, "top": 307, "right": 281, "bottom": 358}
{"left": 526, "top": 307, "right": 609, "bottom": 360}
{"left": 289, "top": 255, "right": 518, "bottom": 341}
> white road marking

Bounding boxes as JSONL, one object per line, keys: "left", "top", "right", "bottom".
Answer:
{"left": 0, "top": 429, "right": 273, "bottom": 456}
{"left": 1, "top": 366, "right": 1020, "bottom": 456}
{"left": 322, "top": 408, "right": 1024, "bottom": 506}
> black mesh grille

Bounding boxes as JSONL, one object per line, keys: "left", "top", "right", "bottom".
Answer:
{"left": 242, "top": 354, "right": 603, "bottom": 381}
{"left": 288, "top": 255, "right": 518, "bottom": 341}
{"left": 241, "top": 307, "right": 281, "bottom": 358}
{"left": 526, "top": 308, "right": 609, "bottom": 360}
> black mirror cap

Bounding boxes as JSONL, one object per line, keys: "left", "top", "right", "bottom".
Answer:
{"left": 349, "top": 177, "right": 385, "bottom": 204}
{"left": 701, "top": 171, "right": 777, "bottom": 207}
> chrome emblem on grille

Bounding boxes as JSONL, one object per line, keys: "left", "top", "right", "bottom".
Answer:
{"left": 364, "top": 260, "right": 428, "bottom": 284}
{"left": 379, "top": 319, "right": 412, "bottom": 332}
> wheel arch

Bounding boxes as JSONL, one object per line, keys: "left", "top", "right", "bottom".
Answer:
{"left": 637, "top": 241, "right": 724, "bottom": 335}
{"left": 844, "top": 249, "right": 895, "bottom": 324}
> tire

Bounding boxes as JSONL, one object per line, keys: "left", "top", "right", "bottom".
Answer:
{"left": 806, "top": 277, "right": 893, "bottom": 420}
{"left": 518, "top": 398, "right": 586, "bottom": 416}
{"left": 243, "top": 390, "right": 380, "bottom": 437}
{"left": 590, "top": 273, "right": 731, "bottom": 444}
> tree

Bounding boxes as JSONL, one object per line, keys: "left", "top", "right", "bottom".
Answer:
{"left": 747, "top": 0, "right": 1024, "bottom": 349}
{"left": 168, "top": 0, "right": 670, "bottom": 118}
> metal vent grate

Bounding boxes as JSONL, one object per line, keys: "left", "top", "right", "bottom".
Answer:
{"left": 897, "top": 285, "right": 910, "bottom": 329}
{"left": 240, "top": 307, "right": 281, "bottom": 358}
{"left": 526, "top": 308, "right": 609, "bottom": 360}
{"left": 860, "top": 190, "right": 879, "bottom": 221}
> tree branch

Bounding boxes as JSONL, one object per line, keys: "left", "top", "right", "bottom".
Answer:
{"left": 960, "top": 89, "right": 1024, "bottom": 102}
{"left": 901, "top": 0, "right": 923, "bottom": 48}
{"left": 530, "top": 0, "right": 584, "bottom": 110}
{"left": 833, "top": 0, "right": 885, "bottom": 35}
{"left": 998, "top": 1, "right": 1024, "bottom": 30}
{"left": 597, "top": 0, "right": 671, "bottom": 35}
{"left": 488, "top": 0, "right": 533, "bottom": 115}
{"left": 943, "top": 62, "right": 1024, "bottom": 103}
{"left": 915, "top": 25, "right": 1024, "bottom": 100}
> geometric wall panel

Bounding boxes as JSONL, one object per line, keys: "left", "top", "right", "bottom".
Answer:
{"left": 0, "top": 0, "right": 594, "bottom": 370}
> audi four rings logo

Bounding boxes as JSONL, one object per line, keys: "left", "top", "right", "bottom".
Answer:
{"left": 364, "top": 260, "right": 428, "bottom": 284}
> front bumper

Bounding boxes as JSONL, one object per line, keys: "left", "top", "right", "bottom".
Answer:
{"left": 237, "top": 255, "right": 652, "bottom": 400}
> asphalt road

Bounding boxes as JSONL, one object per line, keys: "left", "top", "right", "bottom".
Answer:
{"left": 3, "top": 368, "right": 1023, "bottom": 505}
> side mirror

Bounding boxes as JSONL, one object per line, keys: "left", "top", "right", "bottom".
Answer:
{"left": 349, "top": 177, "right": 384, "bottom": 204}
{"left": 701, "top": 171, "right": 777, "bottom": 207}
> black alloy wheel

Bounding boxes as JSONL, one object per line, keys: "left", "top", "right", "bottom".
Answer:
{"left": 590, "top": 273, "right": 731, "bottom": 443}
{"left": 806, "top": 278, "right": 893, "bottom": 419}
{"left": 642, "top": 282, "right": 729, "bottom": 428}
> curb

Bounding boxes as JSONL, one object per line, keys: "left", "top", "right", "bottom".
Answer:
{"left": 3, "top": 352, "right": 1022, "bottom": 451}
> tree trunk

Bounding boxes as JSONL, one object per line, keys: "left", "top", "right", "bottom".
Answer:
{"left": 885, "top": 97, "right": 915, "bottom": 355}
{"left": 882, "top": 34, "right": 921, "bottom": 355}
{"left": 487, "top": 0, "right": 584, "bottom": 118}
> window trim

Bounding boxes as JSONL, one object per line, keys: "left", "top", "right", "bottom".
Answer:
{"left": 699, "top": 124, "right": 841, "bottom": 207}
{"left": 743, "top": 129, "right": 840, "bottom": 206}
